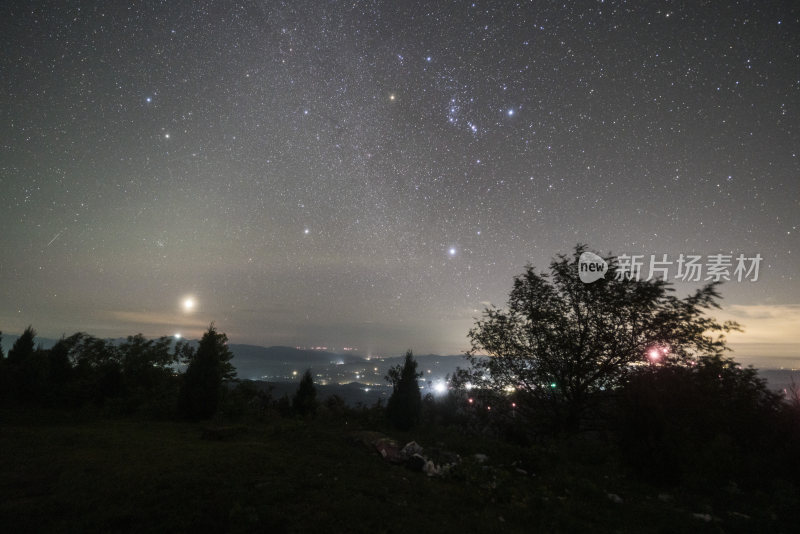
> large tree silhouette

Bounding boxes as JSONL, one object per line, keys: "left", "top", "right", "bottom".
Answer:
{"left": 7, "top": 325, "right": 36, "bottom": 365}
{"left": 462, "top": 244, "right": 739, "bottom": 432}
{"left": 179, "top": 324, "right": 236, "bottom": 420}
{"left": 292, "top": 369, "right": 318, "bottom": 416}
{"left": 385, "top": 350, "right": 422, "bottom": 430}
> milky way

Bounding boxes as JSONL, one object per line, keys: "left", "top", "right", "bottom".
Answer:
{"left": 1, "top": 1, "right": 797, "bottom": 359}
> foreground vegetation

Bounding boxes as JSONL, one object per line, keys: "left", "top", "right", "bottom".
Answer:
{"left": 3, "top": 406, "right": 796, "bottom": 534}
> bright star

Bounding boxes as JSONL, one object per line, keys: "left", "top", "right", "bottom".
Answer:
{"left": 449, "top": 247, "right": 456, "bottom": 256}
{"left": 146, "top": 97, "right": 152, "bottom": 103}
{"left": 507, "top": 109, "right": 515, "bottom": 116}
{"left": 182, "top": 296, "right": 196, "bottom": 313}
{"left": 304, "top": 228, "right": 310, "bottom": 235}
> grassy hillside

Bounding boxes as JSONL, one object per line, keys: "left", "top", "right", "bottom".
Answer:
{"left": 0, "top": 409, "right": 793, "bottom": 533}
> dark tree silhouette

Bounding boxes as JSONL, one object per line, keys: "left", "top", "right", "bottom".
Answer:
{"left": 47, "top": 336, "right": 73, "bottom": 388}
{"left": 62, "top": 333, "right": 124, "bottom": 403}
{"left": 461, "top": 244, "right": 739, "bottom": 433}
{"left": 179, "top": 324, "right": 236, "bottom": 419}
{"left": 618, "top": 354, "right": 787, "bottom": 487}
{"left": 385, "top": 350, "right": 422, "bottom": 430}
{"left": 118, "top": 334, "right": 186, "bottom": 414}
{"left": 292, "top": 369, "right": 318, "bottom": 416}
{"left": 7, "top": 325, "right": 36, "bottom": 365}
{"left": 0, "top": 330, "right": 5, "bottom": 401}
{"left": 4, "top": 326, "right": 49, "bottom": 402}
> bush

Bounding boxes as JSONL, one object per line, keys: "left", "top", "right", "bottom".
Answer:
{"left": 617, "top": 355, "right": 788, "bottom": 489}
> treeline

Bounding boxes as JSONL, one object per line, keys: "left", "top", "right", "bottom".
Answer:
{"left": 0, "top": 324, "right": 234, "bottom": 419}
{"left": 0, "top": 323, "right": 391, "bottom": 425}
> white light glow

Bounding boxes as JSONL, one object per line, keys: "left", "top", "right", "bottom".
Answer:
{"left": 182, "top": 297, "right": 196, "bottom": 312}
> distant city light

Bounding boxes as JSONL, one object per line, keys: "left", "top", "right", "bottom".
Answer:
{"left": 174, "top": 333, "right": 181, "bottom": 339}
{"left": 647, "top": 345, "right": 670, "bottom": 362}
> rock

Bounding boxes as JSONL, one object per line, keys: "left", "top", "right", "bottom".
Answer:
{"left": 692, "top": 513, "right": 712, "bottom": 522}
{"left": 401, "top": 441, "right": 424, "bottom": 457}
{"left": 657, "top": 493, "right": 673, "bottom": 502}
{"left": 373, "top": 437, "right": 404, "bottom": 463}
{"left": 607, "top": 493, "right": 623, "bottom": 504}
{"left": 474, "top": 453, "right": 489, "bottom": 463}
{"left": 423, "top": 460, "right": 441, "bottom": 477}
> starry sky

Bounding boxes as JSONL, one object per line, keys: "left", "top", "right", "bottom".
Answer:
{"left": 1, "top": 1, "right": 798, "bottom": 363}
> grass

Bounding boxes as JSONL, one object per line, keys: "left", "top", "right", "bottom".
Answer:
{"left": 0, "top": 408, "right": 793, "bottom": 533}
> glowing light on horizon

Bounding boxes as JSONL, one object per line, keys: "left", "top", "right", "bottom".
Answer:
{"left": 647, "top": 345, "right": 670, "bottom": 362}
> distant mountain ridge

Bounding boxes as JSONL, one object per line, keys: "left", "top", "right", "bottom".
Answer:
{"left": 0, "top": 333, "right": 464, "bottom": 382}
{"left": 2, "top": 333, "right": 796, "bottom": 391}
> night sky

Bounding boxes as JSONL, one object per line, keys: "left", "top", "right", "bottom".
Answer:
{"left": 1, "top": 1, "right": 797, "bottom": 362}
